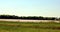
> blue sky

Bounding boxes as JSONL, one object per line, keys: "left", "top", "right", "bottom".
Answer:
{"left": 0, "top": 0, "right": 60, "bottom": 17}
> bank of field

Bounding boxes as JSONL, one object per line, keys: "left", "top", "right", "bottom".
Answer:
{"left": 0, "top": 21, "right": 60, "bottom": 32}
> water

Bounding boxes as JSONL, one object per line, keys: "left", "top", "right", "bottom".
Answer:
{"left": 0, "top": 19, "right": 59, "bottom": 23}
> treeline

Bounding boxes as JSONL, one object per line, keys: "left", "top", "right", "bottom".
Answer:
{"left": 0, "top": 15, "right": 59, "bottom": 20}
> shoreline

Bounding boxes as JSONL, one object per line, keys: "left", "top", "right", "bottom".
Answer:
{"left": 0, "top": 19, "right": 59, "bottom": 23}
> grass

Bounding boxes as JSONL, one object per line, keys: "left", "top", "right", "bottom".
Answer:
{"left": 0, "top": 21, "right": 60, "bottom": 32}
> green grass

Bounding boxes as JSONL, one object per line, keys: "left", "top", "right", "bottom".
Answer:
{"left": 0, "top": 21, "right": 60, "bottom": 32}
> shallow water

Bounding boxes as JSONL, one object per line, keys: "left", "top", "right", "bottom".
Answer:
{"left": 0, "top": 19, "right": 59, "bottom": 23}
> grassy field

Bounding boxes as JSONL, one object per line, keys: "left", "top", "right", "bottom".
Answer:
{"left": 0, "top": 21, "right": 60, "bottom": 32}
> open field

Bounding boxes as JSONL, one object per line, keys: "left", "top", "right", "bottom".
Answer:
{"left": 0, "top": 21, "right": 60, "bottom": 32}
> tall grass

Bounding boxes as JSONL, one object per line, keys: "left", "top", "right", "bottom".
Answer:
{"left": 0, "top": 21, "right": 60, "bottom": 32}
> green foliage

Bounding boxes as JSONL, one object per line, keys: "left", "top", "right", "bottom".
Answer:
{"left": 0, "top": 15, "right": 58, "bottom": 20}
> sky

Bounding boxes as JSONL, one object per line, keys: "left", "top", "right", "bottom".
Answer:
{"left": 0, "top": 0, "right": 60, "bottom": 17}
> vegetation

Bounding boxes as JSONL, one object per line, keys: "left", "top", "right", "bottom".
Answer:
{"left": 0, "top": 21, "right": 60, "bottom": 32}
{"left": 0, "top": 15, "right": 59, "bottom": 20}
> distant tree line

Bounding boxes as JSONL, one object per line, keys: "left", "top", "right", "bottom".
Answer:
{"left": 0, "top": 15, "right": 60, "bottom": 20}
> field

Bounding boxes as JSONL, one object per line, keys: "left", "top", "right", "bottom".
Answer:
{"left": 0, "top": 21, "right": 60, "bottom": 32}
